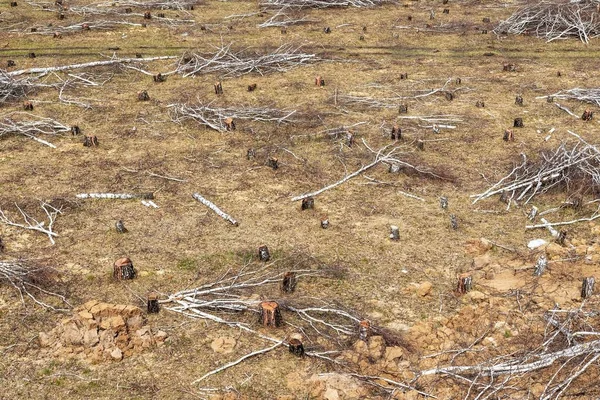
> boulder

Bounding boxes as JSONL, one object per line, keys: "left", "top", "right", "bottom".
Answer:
{"left": 417, "top": 281, "right": 433, "bottom": 297}
{"left": 211, "top": 337, "right": 236, "bottom": 354}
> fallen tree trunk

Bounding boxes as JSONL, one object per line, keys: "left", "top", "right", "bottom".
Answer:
{"left": 192, "top": 192, "right": 239, "bottom": 226}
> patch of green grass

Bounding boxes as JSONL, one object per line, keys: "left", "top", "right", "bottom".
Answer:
{"left": 176, "top": 257, "right": 197, "bottom": 272}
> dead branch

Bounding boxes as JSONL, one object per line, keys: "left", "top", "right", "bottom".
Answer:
{"left": 260, "top": 0, "right": 392, "bottom": 9}
{"left": 169, "top": 101, "right": 298, "bottom": 132}
{"left": 0, "top": 71, "right": 38, "bottom": 103}
{"left": 76, "top": 193, "right": 154, "bottom": 200}
{"left": 540, "top": 88, "right": 600, "bottom": 107}
{"left": 0, "top": 201, "right": 61, "bottom": 244}
{"left": 0, "top": 113, "right": 70, "bottom": 148}
{"left": 192, "top": 193, "right": 239, "bottom": 226}
{"left": 175, "top": 43, "right": 319, "bottom": 77}
{"left": 258, "top": 8, "right": 320, "bottom": 27}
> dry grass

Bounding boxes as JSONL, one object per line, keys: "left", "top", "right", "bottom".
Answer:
{"left": 1, "top": 0, "right": 600, "bottom": 398}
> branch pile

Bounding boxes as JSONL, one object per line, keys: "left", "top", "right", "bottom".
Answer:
{"left": 169, "top": 101, "right": 299, "bottom": 132}
{"left": 0, "top": 71, "right": 37, "bottom": 103}
{"left": 495, "top": 0, "right": 600, "bottom": 43}
{"left": 260, "top": 0, "right": 391, "bottom": 9}
{"left": 544, "top": 88, "right": 600, "bottom": 107}
{"left": 0, "top": 113, "right": 70, "bottom": 148}
{"left": 258, "top": 8, "right": 320, "bottom": 27}
{"left": 175, "top": 43, "right": 319, "bottom": 77}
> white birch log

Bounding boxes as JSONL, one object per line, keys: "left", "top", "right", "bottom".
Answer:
{"left": 76, "top": 193, "right": 153, "bottom": 199}
{"left": 192, "top": 193, "right": 239, "bottom": 226}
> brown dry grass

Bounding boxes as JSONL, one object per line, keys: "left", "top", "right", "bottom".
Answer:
{"left": 1, "top": 0, "right": 600, "bottom": 398}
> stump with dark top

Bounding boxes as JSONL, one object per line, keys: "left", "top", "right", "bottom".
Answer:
{"left": 7, "top": 60, "right": 15, "bottom": 68}
{"left": 391, "top": 124, "right": 401, "bottom": 140}
{"left": 400, "top": 73, "right": 408, "bottom": 80}
{"left": 23, "top": 101, "right": 33, "bottom": 111}
{"left": 113, "top": 257, "right": 136, "bottom": 280}
{"left": 83, "top": 135, "right": 99, "bottom": 147}
{"left": 416, "top": 139, "right": 424, "bottom": 150}
{"left": 267, "top": 157, "right": 279, "bottom": 170}
{"left": 258, "top": 245, "right": 270, "bottom": 262}
{"left": 289, "top": 338, "right": 304, "bottom": 356}
{"left": 144, "top": 11, "right": 151, "bottom": 19}
{"left": 582, "top": 277, "right": 595, "bottom": 299}
{"left": 515, "top": 94, "right": 523, "bottom": 106}
{"left": 358, "top": 320, "right": 370, "bottom": 341}
{"left": 514, "top": 118, "right": 523, "bottom": 128}
{"left": 399, "top": 104, "right": 408, "bottom": 114}
{"left": 71, "top": 125, "right": 81, "bottom": 135}
{"left": 137, "top": 90, "right": 150, "bottom": 101}
{"left": 259, "top": 301, "right": 282, "bottom": 327}
{"left": 582, "top": 109, "right": 594, "bottom": 121}
{"left": 301, "top": 197, "right": 314, "bottom": 210}
{"left": 214, "top": 81, "right": 223, "bottom": 95}
{"left": 147, "top": 292, "right": 159, "bottom": 313}
{"left": 476, "top": 100, "right": 485, "bottom": 108}
{"left": 281, "top": 271, "right": 297, "bottom": 293}
{"left": 248, "top": 83, "right": 257, "bottom": 92}
{"left": 153, "top": 73, "right": 166, "bottom": 83}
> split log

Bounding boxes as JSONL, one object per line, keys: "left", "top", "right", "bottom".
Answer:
{"left": 281, "top": 271, "right": 297, "bottom": 293}
{"left": 83, "top": 135, "right": 99, "bottom": 147}
{"left": 214, "top": 81, "right": 223, "bottom": 94}
{"left": 23, "top": 101, "right": 33, "bottom": 111}
{"left": 450, "top": 214, "right": 458, "bottom": 230}
{"left": 70, "top": 125, "right": 81, "bottom": 135}
{"left": 514, "top": 118, "right": 524, "bottom": 128}
{"left": 77, "top": 193, "right": 154, "bottom": 200}
{"left": 321, "top": 216, "right": 329, "bottom": 229}
{"left": 147, "top": 292, "right": 160, "bottom": 313}
{"left": 258, "top": 245, "right": 270, "bottom": 262}
{"left": 259, "top": 301, "right": 282, "bottom": 327}
{"left": 476, "top": 100, "right": 485, "bottom": 108}
{"left": 248, "top": 83, "right": 257, "bottom": 92}
{"left": 440, "top": 196, "right": 448, "bottom": 209}
{"left": 192, "top": 192, "right": 239, "bottom": 226}
{"left": 315, "top": 76, "right": 325, "bottom": 87}
{"left": 137, "top": 90, "right": 150, "bottom": 101}
{"left": 389, "top": 225, "right": 399, "bottom": 241}
{"left": 503, "top": 129, "right": 514, "bottom": 141}
{"left": 582, "top": 277, "right": 595, "bottom": 299}
{"left": 456, "top": 273, "right": 472, "bottom": 294}
{"left": 515, "top": 94, "right": 523, "bottom": 105}
{"left": 391, "top": 124, "right": 401, "bottom": 140}
{"left": 582, "top": 109, "right": 594, "bottom": 121}
{"left": 288, "top": 337, "right": 304, "bottom": 357}
{"left": 301, "top": 197, "right": 314, "bottom": 210}
{"left": 267, "top": 157, "right": 279, "bottom": 170}
{"left": 399, "top": 104, "right": 408, "bottom": 114}
{"left": 534, "top": 254, "right": 547, "bottom": 276}
{"left": 115, "top": 220, "right": 127, "bottom": 233}
{"left": 358, "top": 320, "right": 370, "bottom": 341}
{"left": 113, "top": 257, "right": 136, "bottom": 280}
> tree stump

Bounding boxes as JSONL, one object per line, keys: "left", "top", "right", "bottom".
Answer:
{"left": 153, "top": 73, "right": 166, "bottom": 83}
{"left": 440, "top": 196, "right": 448, "bottom": 209}
{"left": 267, "top": 157, "right": 279, "bottom": 170}
{"left": 450, "top": 214, "right": 458, "bottom": 230}
{"left": 214, "top": 81, "right": 223, "bottom": 95}
{"left": 143, "top": 11, "right": 151, "bottom": 19}
{"left": 246, "top": 148, "right": 256, "bottom": 160}
{"left": 482, "top": 29, "right": 488, "bottom": 34}
{"left": 359, "top": 35, "right": 365, "bottom": 41}
{"left": 321, "top": 216, "right": 329, "bottom": 229}
{"left": 258, "top": 245, "right": 270, "bottom": 262}
{"left": 115, "top": 220, "right": 127, "bottom": 233}
{"left": 157, "top": 12, "right": 165, "bottom": 18}
{"left": 389, "top": 163, "right": 401, "bottom": 173}
{"left": 391, "top": 124, "right": 401, "bottom": 140}
{"left": 527, "top": 206, "right": 538, "bottom": 221}
{"left": 455, "top": 77, "right": 461, "bottom": 84}
{"left": 476, "top": 100, "right": 485, "bottom": 108}
{"left": 400, "top": 73, "right": 408, "bottom": 80}
{"left": 556, "top": 230, "right": 567, "bottom": 246}
{"left": 147, "top": 292, "right": 159, "bottom": 313}
{"left": 443, "top": 8, "right": 449, "bottom": 14}
{"left": 582, "top": 109, "right": 594, "bottom": 121}
{"left": 301, "top": 197, "right": 314, "bottom": 210}
{"left": 515, "top": 95, "right": 523, "bottom": 106}
{"left": 533, "top": 254, "right": 547, "bottom": 276}
{"left": 503, "top": 129, "right": 514, "bottom": 141}
{"left": 430, "top": 10, "right": 435, "bottom": 19}
{"left": 0, "top": 236, "right": 4, "bottom": 253}
{"left": 224, "top": 117, "right": 235, "bottom": 131}
{"left": 124, "top": 7, "right": 132, "bottom": 13}
{"left": 399, "top": 104, "right": 408, "bottom": 114}
{"left": 10, "top": 1, "right": 17, "bottom": 6}
{"left": 547, "top": 96, "right": 554, "bottom": 103}
{"left": 346, "top": 132, "right": 354, "bottom": 147}
{"left": 23, "top": 101, "right": 34, "bottom": 111}
{"left": 315, "top": 76, "right": 325, "bottom": 87}
{"left": 281, "top": 27, "right": 287, "bottom": 34}
{"left": 416, "top": 139, "right": 424, "bottom": 150}
{"left": 390, "top": 225, "right": 400, "bottom": 241}
{"left": 58, "top": 12, "right": 65, "bottom": 19}
{"left": 259, "top": 301, "right": 282, "bottom": 327}
{"left": 444, "top": 91, "right": 454, "bottom": 101}
{"left": 513, "top": 118, "right": 524, "bottom": 128}
{"left": 30, "top": 28, "right": 37, "bottom": 33}
{"left": 113, "top": 257, "right": 136, "bottom": 280}
{"left": 456, "top": 273, "right": 472, "bottom": 294}
{"left": 288, "top": 337, "right": 304, "bottom": 357}
{"left": 407, "top": 15, "right": 412, "bottom": 21}
{"left": 137, "top": 90, "right": 150, "bottom": 101}
{"left": 442, "top": 0, "right": 448, "bottom": 4}
{"left": 499, "top": 190, "right": 509, "bottom": 204}
{"left": 358, "top": 320, "right": 370, "bottom": 341}
{"left": 582, "top": 277, "right": 595, "bottom": 299}
{"left": 323, "top": 27, "right": 331, "bottom": 33}
{"left": 53, "top": 32, "right": 62, "bottom": 38}
{"left": 503, "top": 63, "right": 516, "bottom": 72}
{"left": 136, "top": 53, "right": 143, "bottom": 58}
{"left": 483, "top": 17, "right": 491, "bottom": 23}
{"left": 281, "top": 271, "right": 297, "bottom": 293}
{"left": 82, "top": 23, "right": 90, "bottom": 30}
{"left": 70, "top": 125, "right": 81, "bottom": 136}
{"left": 83, "top": 135, "right": 99, "bottom": 147}
{"left": 248, "top": 83, "right": 257, "bottom": 92}
{"left": 7, "top": 60, "right": 15, "bottom": 68}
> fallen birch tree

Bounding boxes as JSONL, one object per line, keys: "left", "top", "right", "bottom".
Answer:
{"left": 0, "top": 201, "right": 62, "bottom": 245}
{"left": 192, "top": 193, "right": 239, "bottom": 226}
{"left": 0, "top": 113, "right": 70, "bottom": 148}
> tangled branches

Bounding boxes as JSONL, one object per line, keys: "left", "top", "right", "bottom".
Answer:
{"left": 175, "top": 43, "right": 320, "bottom": 78}
{"left": 0, "top": 71, "right": 37, "bottom": 103}
{"left": 0, "top": 201, "right": 62, "bottom": 244}
{"left": 0, "top": 260, "right": 70, "bottom": 310}
{"left": 258, "top": 8, "right": 320, "bottom": 27}
{"left": 169, "top": 101, "right": 299, "bottom": 132}
{"left": 0, "top": 113, "right": 70, "bottom": 148}
{"left": 260, "top": 0, "right": 391, "bottom": 9}
{"left": 495, "top": 0, "right": 600, "bottom": 43}
{"left": 543, "top": 88, "right": 600, "bottom": 107}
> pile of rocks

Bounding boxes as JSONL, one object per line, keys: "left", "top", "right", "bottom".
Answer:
{"left": 39, "top": 300, "right": 167, "bottom": 362}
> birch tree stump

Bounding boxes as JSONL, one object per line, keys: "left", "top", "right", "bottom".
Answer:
{"left": 515, "top": 95, "right": 523, "bottom": 106}
{"left": 456, "top": 273, "right": 472, "bottom": 294}
{"left": 440, "top": 196, "right": 448, "bottom": 209}
{"left": 137, "top": 90, "right": 150, "bottom": 101}
{"left": 389, "top": 225, "right": 399, "bottom": 241}
{"left": 476, "top": 100, "right": 485, "bottom": 108}
{"left": 259, "top": 301, "right": 282, "bottom": 327}
{"left": 527, "top": 206, "right": 538, "bottom": 221}
{"left": 556, "top": 230, "right": 567, "bottom": 246}
{"left": 400, "top": 73, "right": 408, "bottom": 79}
{"left": 258, "top": 245, "right": 270, "bottom": 262}
{"left": 214, "top": 81, "right": 223, "bottom": 95}
{"left": 321, "top": 216, "right": 329, "bottom": 229}
{"left": 582, "top": 277, "right": 595, "bottom": 299}
{"left": 115, "top": 220, "right": 127, "bottom": 233}
{"left": 83, "top": 136, "right": 99, "bottom": 147}
{"left": 71, "top": 125, "right": 81, "bottom": 135}
{"left": 358, "top": 320, "right": 370, "bottom": 341}
{"left": 113, "top": 257, "right": 136, "bottom": 280}
{"left": 301, "top": 197, "right": 314, "bottom": 210}
{"left": 450, "top": 214, "right": 458, "bottom": 230}
{"left": 582, "top": 109, "right": 594, "bottom": 121}
{"left": 534, "top": 254, "right": 547, "bottom": 276}
{"left": 147, "top": 292, "right": 159, "bottom": 313}
{"left": 513, "top": 118, "right": 524, "bottom": 128}
{"left": 153, "top": 73, "right": 166, "bottom": 82}
{"left": 399, "top": 104, "right": 408, "bottom": 114}
{"left": 547, "top": 96, "right": 554, "bottom": 103}
{"left": 7, "top": 60, "right": 15, "bottom": 68}
{"left": 281, "top": 271, "right": 297, "bottom": 293}
{"left": 267, "top": 157, "right": 279, "bottom": 170}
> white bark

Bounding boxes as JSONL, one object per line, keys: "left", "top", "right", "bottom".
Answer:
{"left": 192, "top": 193, "right": 239, "bottom": 226}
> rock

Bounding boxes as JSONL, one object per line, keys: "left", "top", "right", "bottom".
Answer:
{"left": 479, "top": 237, "right": 493, "bottom": 251}
{"left": 110, "top": 347, "right": 123, "bottom": 360}
{"left": 39, "top": 332, "right": 52, "bottom": 347}
{"left": 384, "top": 346, "right": 404, "bottom": 362}
{"left": 528, "top": 239, "right": 548, "bottom": 249}
{"left": 211, "top": 337, "right": 236, "bottom": 354}
{"left": 467, "top": 290, "right": 487, "bottom": 302}
{"left": 309, "top": 373, "right": 368, "bottom": 400}
{"left": 78, "top": 311, "right": 93, "bottom": 320}
{"left": 126, "top": 315, "right": 144, "bottom": 331}
{"left": 368, "top": 336, "right": 385, "bottom": 360}
{"left": 83, "top": 329, "right": 99, "bottom": 347}
{"left": 352, "top": 339, "right": 369, "bottom": 356}
{"left": 417, "top": 281, "right": 433, "bottom": 297}
{"left": 323, "top": 388, "right": 340, "bottom": 400}
{"left": 63, "top": 323, "right": 84, "bottom": 345}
